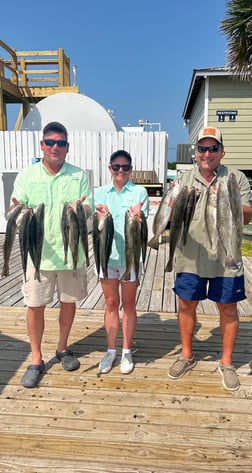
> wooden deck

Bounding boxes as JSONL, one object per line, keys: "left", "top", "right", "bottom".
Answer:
{"left": 1, "top": 222, "right": 252, "bottom": 472}
{"left": 1, "top": 308, "right": 252, "bottom": 472}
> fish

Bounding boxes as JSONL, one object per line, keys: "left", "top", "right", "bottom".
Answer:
{"left": 217, "top": 179, "right": 237, "bottom": 269}
{"left": 148, "top": 179, "right": 181, "bottom": 250}
{"left": 92, "top": 213, "right": 101, "bottom": 278}
{"left": 227, "top": 172, "right": 243, "bottom": 264}
{"left": 182, "top": 187, "right": 197, "bottom": 245}
{"left": 61, "top": 202, "right": 70, "bottom": 265}
{"left": 18, "top": 207, "right": 32, "bottom": 282}
{"left": 28, "top": 203, "right": 45, "bottom": 281}
{"left": 205, "top": 185, "right": 219, "bottom": 261}
{"left": 140, "top": 211, "right": 148, "bottom": 267}
{"left": 76, "top": 200, "right": 90, "bottom": 267}
{"left": 165, "top": 185, "right": 189, "bottom": 272}
{"left": 1, "top": 204, "right": 24, "bottom": 277}
{"left": 121, "top": 208, "right": 143, "bottom": 285}
{"left": 182, "top": 186, "right": 197, "bottom": 246}
{"left": 28, "top": 212, "right": 37, "bottom": 276}
{"left": 67, "top": 207, "right": 80, "bottom": 275}
{"left": 92, "top": 211, "right": 114, "bottom": 279}
{"left": 100, "top": 212, "right": 114, "bottom": 279}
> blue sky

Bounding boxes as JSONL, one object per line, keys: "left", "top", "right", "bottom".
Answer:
{"left": 2, "top": 0, "right": 227, "bottom": 161}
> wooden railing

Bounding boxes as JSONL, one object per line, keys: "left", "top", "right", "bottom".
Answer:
{"left": 0, "top": 40, "right": 78, "bottom": 130}
{"left": 1, "top": 46, "right": 71, "bottom": 88}
{"left": 0, "top": 39, "right": 18, "bottom": 84}
{"left": 15, "top": 49, "right": 70, "bottom": 87}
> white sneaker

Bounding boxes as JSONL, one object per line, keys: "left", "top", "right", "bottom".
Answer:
{"left": 120, "top": 353, "right": 134, "bottom": 374}
{"left": 99, "top": 352, "right": 116, "bottom": 374}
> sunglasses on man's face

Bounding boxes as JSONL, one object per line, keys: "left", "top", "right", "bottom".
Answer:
{"left": 44, "top": 139, "right": 68, "bottom": 148}
{"left": 197, "top": 145, "right": 220, "bottom": 153}
{"left": 110, "top": 163, "right": 132, "bottom": 171}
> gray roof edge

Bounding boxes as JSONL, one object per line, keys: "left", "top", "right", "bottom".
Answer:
{"left": 182, "top": 66, "right": 235, "bottom": 119}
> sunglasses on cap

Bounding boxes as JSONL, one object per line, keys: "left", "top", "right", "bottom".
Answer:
{"left": 197, "top": 145, "right": 220, "bottom": 153}
{"left": 110, "top": 163, "right": 132, "bottom": 171}
{"left": 44, "top": 139, "right": 68, "bottom": 148}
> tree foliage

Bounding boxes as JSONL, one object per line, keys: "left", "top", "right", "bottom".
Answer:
{"left": 220, "top": 0, "right": 252, "bottom": 80}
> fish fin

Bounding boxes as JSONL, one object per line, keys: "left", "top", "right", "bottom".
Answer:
{"left": 165, "top": 259, "right": 173, "bottom": 272}
{"left": 147, "top": 236, "right": 159, "bottom": 250}
{"left": 34, "top": 269, "right": 41, "bottom": 282}
{"left": 120, "top": 270, "right": 130, "bottom": 281}
{"left": 1, "top": 264, "right": 9, "bottom": 277}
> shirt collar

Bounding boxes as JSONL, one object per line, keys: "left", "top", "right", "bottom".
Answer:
{"left": 41, "top": 159, "right": 67, "bottom": 176}
{"left": 108, "top": 179, "right": 134, "bottom": 192}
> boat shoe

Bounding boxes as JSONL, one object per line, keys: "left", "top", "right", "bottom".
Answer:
{"left": 218, "top": 364, "right": 240, "bottom": 391}
{"left": 21, "top": 361, "right": 45, "bottom": 388}
{"left": 56, "top": 349, "right": 80, "bottom": 371}
{"left": 168, "top": 355, "right": 197, "bottom": 379}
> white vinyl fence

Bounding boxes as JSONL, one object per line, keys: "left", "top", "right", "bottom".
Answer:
{"left": 0, "top": 130, "right": 168, "bottom": 231}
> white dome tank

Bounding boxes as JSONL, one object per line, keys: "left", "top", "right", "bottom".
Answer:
{"left": 21, "top": 92, "right": 122, "bottom": 132}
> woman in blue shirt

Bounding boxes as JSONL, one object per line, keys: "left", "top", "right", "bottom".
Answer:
{"left": 94, "top": 150, "right": 149, "bottom": 375}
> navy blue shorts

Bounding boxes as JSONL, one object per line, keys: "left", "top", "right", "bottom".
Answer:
{"left": 174, "top": 273, "right": 246, "bottom": 304}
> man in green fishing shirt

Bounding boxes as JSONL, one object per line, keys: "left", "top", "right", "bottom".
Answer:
{"left": 11, "top": 122, "right": 93, "bottom": 388}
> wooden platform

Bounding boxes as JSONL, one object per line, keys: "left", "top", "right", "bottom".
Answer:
{"left": 1, "top": 308, "right": 252, "bottom": 472}
{"left": 1, "top": 227, "right": 252, "bottom": 471}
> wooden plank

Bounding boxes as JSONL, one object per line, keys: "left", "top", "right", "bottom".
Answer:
{"left": 1, "top": 310, "right": 252, "bottom": 471}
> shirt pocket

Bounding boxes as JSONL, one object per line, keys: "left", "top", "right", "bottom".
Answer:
{"left": 25, "top": 182, "right": 49, "bottom": 208}
{"left": 58, "top": 178, "right": 81, "bottom": 204}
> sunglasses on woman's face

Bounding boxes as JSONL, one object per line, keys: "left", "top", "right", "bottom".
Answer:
{"left": 110, "top": 163, "right": 131, "bottom": 171}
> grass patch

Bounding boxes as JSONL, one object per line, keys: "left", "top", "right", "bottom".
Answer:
{"left": 242, "top": 239, "right": 252, "bottom": 257}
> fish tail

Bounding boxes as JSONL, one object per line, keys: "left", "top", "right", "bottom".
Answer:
{"left": 34, "top": 269, "right": 41, "bottom": 282}
{"left": 121, "top": 270, "right": 131, "bottom": 281}
{"left": 102, "top": 266, "right": 108, "bottom": 279}
{"left": 147, "top": 236, "right": 159, "bottom": 250}
{"left": 165, "top": 259, "right": 173, "bottom": 272}
{"left": 1, "top": 264, "right": 9, "bottom": 277}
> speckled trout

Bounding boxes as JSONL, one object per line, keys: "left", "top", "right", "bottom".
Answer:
{"left": 76, "top": 200, "right": 90, "bottom": 267}
{"left": 205, "top": 185, "right": 219, "bottom": 261}
{"left": 227, "top": 172, "right": 243, "bottom": 265}
{"left": 217, "top": 179, "right": 238, "bottom": 269}
{"left": 1, "top": 204, "right": 24, "bottom": 277}
{"left": 148, "top": 179, "right": 181, "bottom": 250}
{"left": 121, "top": 208, "right": 147, "bottom": 285}
{"left": 165, "top": 185, "right": 189, "bottom": 272}
{"left": 92, "top": 211, "right": 114, "bottom": 279}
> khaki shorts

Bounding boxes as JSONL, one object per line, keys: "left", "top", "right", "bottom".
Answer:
{"left": 22, "top": 264, "right": 88, "bottom": 307}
